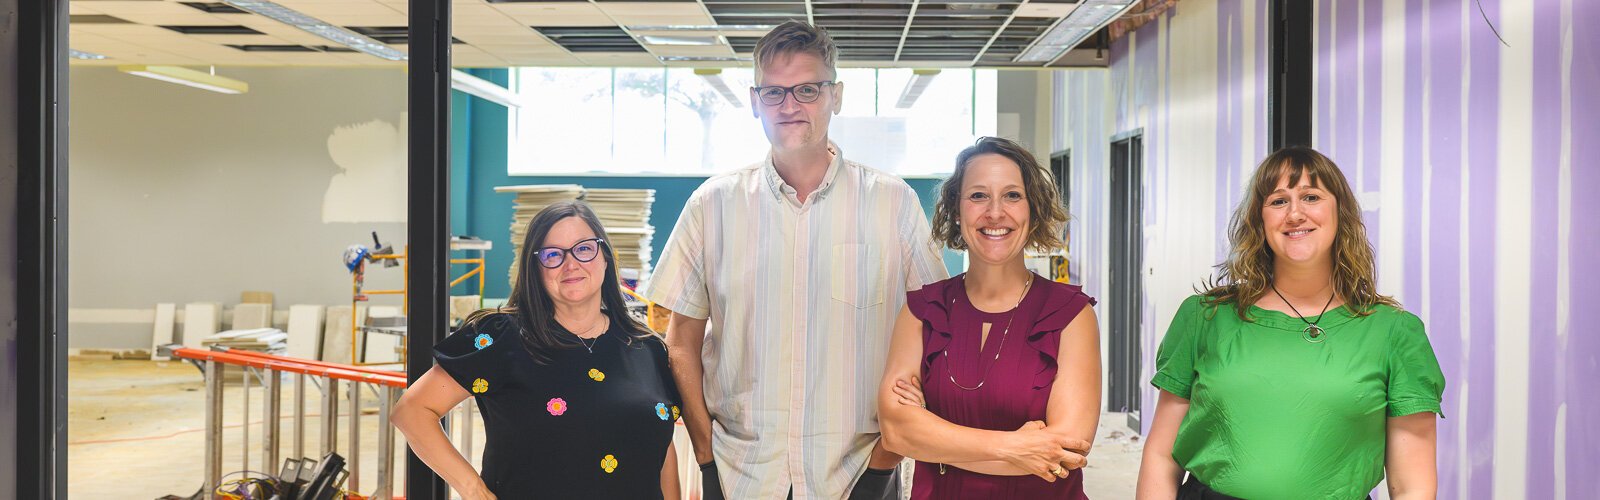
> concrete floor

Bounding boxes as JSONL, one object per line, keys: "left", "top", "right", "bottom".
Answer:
{"left": 67, "top": 358, "right": 1140, "bottom": 499}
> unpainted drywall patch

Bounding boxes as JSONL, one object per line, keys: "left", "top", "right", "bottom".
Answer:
{"left": 322, "top": 116, "right": 407, "bottom": 223}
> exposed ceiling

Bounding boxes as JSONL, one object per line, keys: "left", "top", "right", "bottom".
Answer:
{"left": 68, "top": 0, "right": 1118, "bottom": 68}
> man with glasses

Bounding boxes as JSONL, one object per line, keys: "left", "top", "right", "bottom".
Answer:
{"left": 646, "top": 20, "right": 948, "bottom": 500}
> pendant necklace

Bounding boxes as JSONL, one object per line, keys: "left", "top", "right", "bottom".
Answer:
{"left": 944, "top": 274, "right": 1033, "bottom": 390}
{"left": 569, "top": 316, "right": 608, "bottom": 354}
{"left": 1270, "top": 283, "right": 1336, "bottom": 344}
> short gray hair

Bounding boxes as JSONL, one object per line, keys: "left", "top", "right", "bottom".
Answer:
{"left": 752, "top": 21, "right": 838, "bottom": 84}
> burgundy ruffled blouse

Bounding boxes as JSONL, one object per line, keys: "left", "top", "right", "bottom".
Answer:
{"left": 906, "top": 273, "right": 1096, "bottom": 499}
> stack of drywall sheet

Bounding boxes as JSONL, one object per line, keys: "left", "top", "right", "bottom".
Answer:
{"left": 202, "top": 328, "right": 289, "bottom": 354}
{"left": 582, "top": 188, "right": 655, "bottom": 280}
{"left": 494, "top": 184, "right": 585, "bottom": 285}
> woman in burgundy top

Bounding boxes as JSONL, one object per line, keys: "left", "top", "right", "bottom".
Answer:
{"left": 878, "top": 137, "right": 1101, "bottom": 499}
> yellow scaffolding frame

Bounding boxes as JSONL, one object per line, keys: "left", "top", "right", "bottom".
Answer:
{"left": 349, "top": 246, "right": 487, "bottom": 366}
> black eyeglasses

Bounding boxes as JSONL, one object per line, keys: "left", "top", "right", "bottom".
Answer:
{"left": 751, "top": 81, "right": 838, "bottom": 106}
{"left": 536, "top": 238, "right": 605, "bottom": 269}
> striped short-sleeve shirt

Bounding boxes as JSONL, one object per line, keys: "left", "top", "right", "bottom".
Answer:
{"left": 644, "top": 143, "right": 949, "bottom": 499}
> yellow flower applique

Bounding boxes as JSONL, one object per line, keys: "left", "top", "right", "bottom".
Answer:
{"left": 671, "top": 405, "right": 680, "bottom": 421}
{"left": 471, "top": 378, "right": 488, "bottom": 394}
{"left": 601, "top": 454, "right": 618, "bottom": 474}
{"left": 588, "top": 368, "right": 605, "bottom": 382}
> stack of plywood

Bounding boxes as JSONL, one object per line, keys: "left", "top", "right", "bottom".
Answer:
{"left": 494, "top": 184, "right": 585, "bottom": 285}
{"left": 202, "top": 328, "right": 289, "bottom": 354}
{"left": 582, "top": 188, "right": 656, "bottom": 281}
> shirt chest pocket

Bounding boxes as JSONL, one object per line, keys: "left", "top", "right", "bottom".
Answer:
{"left": 830, "top": 244, "right": 887, "bottom": 308}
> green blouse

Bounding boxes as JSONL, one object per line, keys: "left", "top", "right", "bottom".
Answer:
{"left": 1152, "top": 295, "right": 1445, "bottom": 499}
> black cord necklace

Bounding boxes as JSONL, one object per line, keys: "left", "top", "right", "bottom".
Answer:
{"left": 1270, "top": 283, "right": 1336, "bottom": 343}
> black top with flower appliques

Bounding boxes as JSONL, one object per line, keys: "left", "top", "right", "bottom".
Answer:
{"left": 433, "top": 313, "right": 681, "bottom": 498}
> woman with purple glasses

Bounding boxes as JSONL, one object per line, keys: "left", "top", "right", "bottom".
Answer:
{"left": 392, "top": 200, "right": 682, "bottom": 499}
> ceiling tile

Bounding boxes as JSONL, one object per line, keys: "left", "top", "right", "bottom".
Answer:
{"left": 85, "top": 1, "right": 204, "bottom": 16}
{"left": 284, "top": 2, "right": 403, "bottom": 17}
{"left": 494, "top": 3, "right": 613, "bottom": 26}
{"left": 454, "top": 22, "right": 539, "bottom": 35}
{"left": 1013, "top": 3, "right": 1076, "bottom": 18}
{"left": 314, "top": 12, "right": 409, "bottom": 25}
{"left": 159, "top": 33, "right": 288, "bottom": 45}
{"left": 70, "top": 23, "right": 178, "bottom": 36}
{"left": 598, "top": 3, "right": 714, "bottom": 26}
{"left": 452, "top": 33, "right": 550, "bottom": 45}
{"left": 110, "top": 12, "right": 237, "bottom": 25}
{"left": 474, "top": 43, "right": 568, "bottom": 55}
{"left": 595, "top": 2, "right": 706, "bottom": 16}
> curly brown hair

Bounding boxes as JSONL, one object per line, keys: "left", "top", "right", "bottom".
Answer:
{"left": 1200, "top": 146, "right": 1397, "bottom": 319}
{"left": 931, "top": 137, "right": 1069, "bottom": 253}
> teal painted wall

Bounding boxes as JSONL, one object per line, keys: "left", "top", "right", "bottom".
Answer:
{"left": 451, "top": 69, "right": 956, "bottom": 299}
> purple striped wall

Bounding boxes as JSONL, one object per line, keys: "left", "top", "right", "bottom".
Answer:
{"left": 1314, "top": 0, "right": 1596, "bottom": 497}
{"left": 1064, "top": 0, "right": 1598, "bottom": 496}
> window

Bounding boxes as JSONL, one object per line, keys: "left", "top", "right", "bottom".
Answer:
{"left": 508, "top": 67, "right": 998, "bottom": 176}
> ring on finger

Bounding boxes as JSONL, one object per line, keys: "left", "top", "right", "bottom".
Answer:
{"left": 1050, "top": 465, "right": 1065, "bottom": 477}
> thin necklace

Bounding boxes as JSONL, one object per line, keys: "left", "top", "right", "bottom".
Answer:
{"left": 1270, "top": 283, "right": 1336, "bottom": 343}
{"left": 945, "top": 274, "right": 1033, "bottom": 391}
{"left": 566, "top": 316, "right": 608, "bottom": 354}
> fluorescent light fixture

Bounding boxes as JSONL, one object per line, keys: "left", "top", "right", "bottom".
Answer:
{"left": 896, "top": 69, "right": 940, "bottom": 109}
{"left": 119, "top": 65, "right": 249, "bottom": 94}
{"left": 640, "top": 34, "right": 724, "bottom": 46}
{"left": 223, "top": 0, "right": 407, "bottom": 61}
{"left": 1015, "top": 0, "right": 1138, "bottom": 64}
{"left": 451, "top": 69, "right": 524, "bottom": 108}
{"left": 661, "top": 56, "right": 750, "bottom": 62}
{"left": 70, "top": 49, "right": 108, "bottom": 60}
{"left": 694, "top": 68, "right": 744, "bottom": 109}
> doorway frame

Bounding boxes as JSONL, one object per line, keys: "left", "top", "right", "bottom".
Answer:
{"left": 1106, "top": 129, "right": 1144, "bottom": 431}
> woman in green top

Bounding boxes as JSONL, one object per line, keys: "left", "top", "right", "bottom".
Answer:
{"left": 1135, "top": 147, "right": 1445, "bottom": 500}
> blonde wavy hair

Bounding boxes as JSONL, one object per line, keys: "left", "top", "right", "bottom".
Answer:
{"left": 1200, "top": 146, "right": 1397, "bottom": 319}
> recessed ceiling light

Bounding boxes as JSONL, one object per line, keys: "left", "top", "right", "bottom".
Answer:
{"left": 640, "top": 35, "right": 724, "bottom": 46}
{"left": 70, "top": 49, "right": 108, "bottom": 60}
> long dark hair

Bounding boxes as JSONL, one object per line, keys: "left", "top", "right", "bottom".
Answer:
{"left": 464, "top": 200, "right": 654, "bottom": 364}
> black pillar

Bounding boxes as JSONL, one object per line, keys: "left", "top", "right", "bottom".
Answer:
{"left": 405, "top": 0, "right": 452, "bottom": 498}
{"left": 14, "top": 0, "right": 69, "bottom": 497}
{"left": 1270, "top": 0, "right": 1314, "bottom": 149}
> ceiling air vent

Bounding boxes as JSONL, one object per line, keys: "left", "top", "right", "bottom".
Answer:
{"left": 179, "top": 2, "right": 249, "bottom": 14}
{"left": 160, "top": 25, "right": 266, "bottom": 35}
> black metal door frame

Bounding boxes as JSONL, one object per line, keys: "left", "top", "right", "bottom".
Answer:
{"left": 1270, "top": 0, "right": 1313, "bottom": 149}
{"left": 407, "top": 0, "right": 452, "bottom": 499}
{"left": 15, "top": 0, "right": 70, "bottom": 497}
{"left": 10, "top": 0, "right": 455, "bottom": 497}
{"left": 1107, "top": 130, "right": 1143, "bottom": 430}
